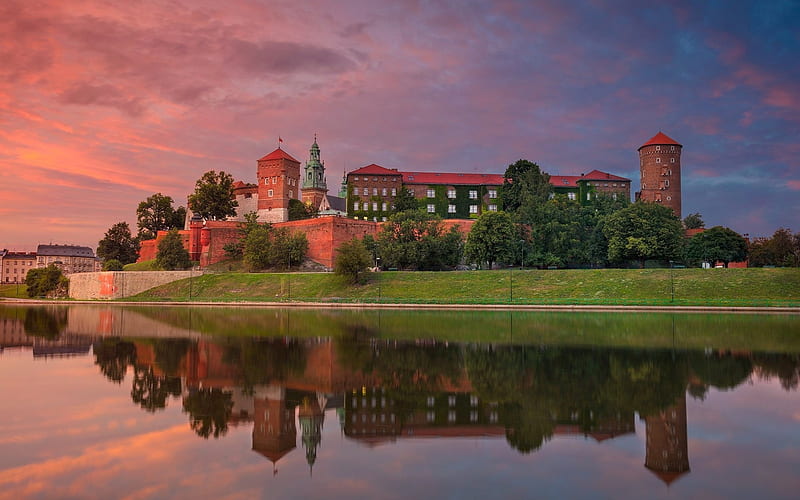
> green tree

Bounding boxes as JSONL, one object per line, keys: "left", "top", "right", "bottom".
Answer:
{"left": 187, "top": 170, "right": 238, "bottom": 220}
{"left": 334, "top": 238, "right": 372, "bottom": 284}
{"left": 136, "top": 193, "right": 186, "bottom": 240}
{"left": 683, "top": 212, "right": 705, "bottom": 230}
{"left": 748, "top": 228, "right": 799, "bottom": 267}
{"left": 223, "top": 212, "right": 260, "bottom": 260}
{"left": 603, "top": 202, "right": 683, "bottom": 267}
{"left": 465, "top": 211, "right": 517, "bottom": 269}
{"left": 499, "top": 159, "right": 552, "bottom": 215}
{"left": 393, "top": 187, "right": 419, "bottom": 213}
{"left": 241, "top": 225, "right": 308, "bottom": 271}
{"left": 685, "top": 226, "right": 748, "bottom": 267}
{"left": 25, "top": 265, "right": 69, "bottom": 298}
{"left": 97, "top": 222, "right": 140, "bottom": 264}
{"left": 377, "top": 211, "right": 463, "bottom": 270}
{"left": 102, "top": 259, "right": 124, "bottom": 271}
{"left": 288, "top": 198, "right": 316, "bottom": 221}
{"left": 156, "top": 229, "right": 191, "bottom": 270}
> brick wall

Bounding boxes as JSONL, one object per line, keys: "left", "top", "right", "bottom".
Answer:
{"left": 68, "top": 271, "right": 198, "bottom": 299}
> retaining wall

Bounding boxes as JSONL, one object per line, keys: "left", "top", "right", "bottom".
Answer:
{"left": 69, "top": 271, "right": 199, "bottom": 300}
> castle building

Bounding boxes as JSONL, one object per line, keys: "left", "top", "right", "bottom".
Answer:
{"left": 256, "top": 147, "right": 301, "bottom": 223}
{"left": 636, "top": 132, "right": 682, "bottom": 218}
{"left": 301, "top": 137, "right": 328, "bottom": 210}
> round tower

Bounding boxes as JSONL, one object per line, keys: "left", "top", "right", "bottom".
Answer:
{"left": 256, "top": 147, "right": 301, "bottom": 223}
{"left": 636, "top": 132, "right": 682, "bottom": 218}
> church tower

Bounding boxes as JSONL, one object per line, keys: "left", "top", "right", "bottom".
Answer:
{"left": 636, "top": 132, "right": 682, "bottom": 218}
{"left": 301, "top": 136, "right": 328, "bottom": 211}
{"left": 257, "top": 146, "right": 301, "bottom": 223}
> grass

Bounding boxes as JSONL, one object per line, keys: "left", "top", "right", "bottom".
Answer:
{"left": 122, "top": 259, "right": 161, "bottom": 271}
{"left": 129, "top": 267, "right": 800, "bottom": 307}
{"left": 0, "top": 284, "right": 27, "bottom": 298}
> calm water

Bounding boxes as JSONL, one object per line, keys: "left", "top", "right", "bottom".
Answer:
{"left": 1, "top": 305, "right": 799, "bottom": 499}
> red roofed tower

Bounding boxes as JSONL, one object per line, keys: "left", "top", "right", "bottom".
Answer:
{"left": 257, "top": 147, "right": 301, "bottom": 223}
{"left": 636, "top": 132, "right": 682, "bottom": 218}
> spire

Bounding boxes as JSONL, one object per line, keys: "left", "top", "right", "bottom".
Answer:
{"left": 303, "top": 135, "right": 327, "bottom": 190}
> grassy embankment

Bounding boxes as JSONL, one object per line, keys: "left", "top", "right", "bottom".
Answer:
{"left": 0, "top": 284, "right": 27, "bottom": 298}
{"left": 130, "top": 267, "right": 800, "bottom": 307}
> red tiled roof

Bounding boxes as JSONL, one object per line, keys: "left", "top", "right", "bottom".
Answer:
{"left": 402, "top": 171, "right": 505, "bottom": 186}
{"left": 581, "top": 169, "right": 630, "bottom": 182}
{"left": 549, "top": 175, "right": 582, "bottom": 187}
{"left": 639, "top": 132, "right": 681, "bottom": 150}
{"left": 349, "top": 164, "right": 401, "bottom": 176}
{"left": 258, "top": 148, "right": 299, "bottom": 163}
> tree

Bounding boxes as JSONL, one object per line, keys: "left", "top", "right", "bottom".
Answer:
{"left": 156, "top": 229, "right": 191, "bottom": 270}
{"left": 25, "top": 265, "right": 69, "bottom": 298}
{"left": 136, "top": 193, "right": 186, "bottom": 240}
{"left": 97, "top": 221, "right": 140, "bottom": 264}
{"left": 241, "top": 224, "right": 308, "bottom": 271}
{"left": 187, "top": 170, "right": 238, "bottom": 220}
{"left": 748, "top": 228, "right": 800, "bottom": 267}
{"left": 102, "top": 259, "right": 124, "bottom": 271}
{"left": 223, "top": 212, "right": 260, "bottom": 260}
{"left": 334, "top": 238, "right": 372, "bottom": 284}
{"left": 465, "top": 211, "right": 517, "bottom": 269}
{"left": 393, "top": 187, "right": 419, "bottom": 213}
{"left": 683, "top": 212, "right": 705, "bottom": 230}
{"left": 377, "top": 211, "right": 463, "bottom": 270}
{"left": 499, "top": 159, "right": 552, "bottom": 215}
{"left": 685, "top": 226, "right": 748, "bottom": 267}
{"left": 288, "top": 198, "right": 316, "bottom": 221}
{"left": 603, "top": 202, "right": 683, "bottom": 267}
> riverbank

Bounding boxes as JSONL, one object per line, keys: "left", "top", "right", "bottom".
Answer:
{"left": 75, "top": 267, "right": 800, "bottom": 308}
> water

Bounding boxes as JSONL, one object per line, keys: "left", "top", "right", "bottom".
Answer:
{"left": 0, "top": 305, "right": 798, "bottom": 499}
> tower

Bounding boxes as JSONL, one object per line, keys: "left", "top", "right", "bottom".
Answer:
{"left": 644, "top": 393, "right": 690, "bottom": 485}
{"left": 301, "top": 136, "right": 328, "bottom": 211}
{"left": 257, "top": 147, "right": 301, "bottom": 223}
{"left": 636, "top": 132, "right": 682, "bottom": 218}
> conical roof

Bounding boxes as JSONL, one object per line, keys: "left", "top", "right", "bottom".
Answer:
{"left": 639, "top": 132, "right": 682, "bottom": 150}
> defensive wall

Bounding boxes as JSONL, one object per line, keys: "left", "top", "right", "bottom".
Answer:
{"left": 69, "top": 271, "right": 198, "bottom": 300}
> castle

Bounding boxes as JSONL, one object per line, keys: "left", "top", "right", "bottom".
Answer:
{"left": 138, "top": 133, "right": 678, "bottom": 268}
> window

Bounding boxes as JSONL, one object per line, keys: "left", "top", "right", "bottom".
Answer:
{"left": 427, "top": 204, "right": 435, "bottom": 213}
{"left": 568, "top": 192, "right": 576, "bottom": 200}
{"left": 427, "top": 397, "right": 435, "bottom": 407}
{"left": 671, "top": 158, "right": 675, "bottom": 163}
{"left": 427, "top": 189, "right": 435, "bottom": 198}
{"left": 666, "top": 196, "right": 672, "bottom": 201}
{"left": 382, "top": 188, "right": 387, "bottom": 196}
{"left": 373, "top": 177, "right": 377, "bottom": 181}
{"left": 382, "top": 202, "right": 387, "bottom": 211}
{"left": 268, "top": 189, "right": 274, "bottom": 197}
{"left": 447, "top": 189, "right": 456, "bottom": 199}
{"left": 656, "top": 145, "right": 661, "bottom": 151}
{"left": 391, "top": 188, "right": 397, "bottom": 196}
{"left": 670, "top": 146, "right": 675, "bottom": 151}
{"left": 362, "top": 188, "right": 368, "bottom": 196}
{"left": 372, "top": 188, "right": 378, "bottom": 196}
{"left": 469, "top": 205, "right": 478, "bottom": 214}
{"left": 363, "top": 202, "right": 369, "bottom": 211}
{"left": 488, "top": 189, "right": 497, "bottom": 199}
{"left": 656, "top": 157, "right": 661, "bottom": 163}
{"left": 587, "top": 193, "right": 591, "bottom": 201}
{"left": 448, "top": 204, "right": 456, "bottom": 213}
{"left": 612, "top": 193, "right": 618, "bottom": 200}
{"left": 488, "top": 204, "right": 498, "bottom": 212}
{"left": 664, "top": 179, "right": 669, "bottom": 187}
{"left": 469, "top": 190, "right": 478, "bottom": 199}
{"left": 408, "top": 189, "right": 415, "bottom": 196}
{"left": 448, "top": 410, "right": 456, "bottom": 422}
{"left": 264, "top": 177, "right": 269, "bottom": 185}
{"left": 372, "top": 202, "right": 378, "bottom": 211}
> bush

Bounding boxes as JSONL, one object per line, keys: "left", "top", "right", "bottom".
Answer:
{"left": 102, "top": 259, "right": 124, "bottom": 271}
{"left": 334, "top": 238, "right": 371, "bottom": 284}
{"left": 156, "top": 230, "right": 191, "bottom": 270}
{"left": 25, "top": 265, "right": 69, "bottom": 298}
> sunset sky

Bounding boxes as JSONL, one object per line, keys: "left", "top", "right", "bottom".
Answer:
{"left": 1, "top": 0, "right": 798, "bottom": 250}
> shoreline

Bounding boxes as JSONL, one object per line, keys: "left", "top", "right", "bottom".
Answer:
{"left": 2, "top": 297, "right": 799, "bottom": 314}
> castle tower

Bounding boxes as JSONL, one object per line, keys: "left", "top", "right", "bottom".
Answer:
{"left": 257, "top": 147, "right": 301, "bottom": 223}
{"left": 636, "top": 132, "right": 682, "bottom": 218}
{"left": 644, "top": 393, "right": 690, "bottom": 485}
{"left": 301, "top": 136, "right": 328, "bottom": 211}
{"left": 252, "top": 386, "right": 297, "bottom": 474}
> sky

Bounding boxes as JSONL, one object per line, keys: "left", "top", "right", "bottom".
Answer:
{"left": 1, "top": 0, "right": 798, "bottom": 250}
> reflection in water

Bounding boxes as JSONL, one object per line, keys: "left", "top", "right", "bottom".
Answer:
{"left": 1, "top": 305, "right": 799, "bottom": 493}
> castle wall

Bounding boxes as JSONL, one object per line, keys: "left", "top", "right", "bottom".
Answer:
{"left": 68, "top": 271, "right": 198, "bottom": 299}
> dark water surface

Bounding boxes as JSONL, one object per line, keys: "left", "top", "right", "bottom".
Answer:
{"left": 1, "top": 305, "right": 798, "bottom": 499}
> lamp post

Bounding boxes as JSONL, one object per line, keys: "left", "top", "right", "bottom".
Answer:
{"left": 376, "top": 257, "right": 381, "bottom": 303}
{"left": 287, "top": 251, "right": 291, "bottom": 302}
{"left": 669, "top": 260, "right": 674, "bottom": 303}
{"left": 520, "top": 239, "right": 525, "bottom": 271}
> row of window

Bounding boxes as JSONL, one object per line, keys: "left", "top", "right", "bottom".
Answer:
{"left": 564, "top": 192, "right": 619, "bottom": 201}
{"left": 352, "top": 176, "right": 399, "bottom": 182}
{"left": 429, "top": 204, "right": 497, "bottom": 214}
{"left": 655, "top": 157, "right": 677, "bottom": 164}
{"left": 266, "top": 189, "right": 293, "bottom": 198}
{"left": 359, "top": 187, "right": 398, "bottom": 196}
{"left": 355, "top": 202, "right": 391, "bottom": 212}
{"left": 263, "top": 176, "right": 297, "bottom": 186}
{"left": 411, "top": 188, "right": 497, "bottom": 199}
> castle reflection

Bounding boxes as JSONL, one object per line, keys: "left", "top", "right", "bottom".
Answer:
{"left": 2, "top": 306, "right": 799, "bottom": 486}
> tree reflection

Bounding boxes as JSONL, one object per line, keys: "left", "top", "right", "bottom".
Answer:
{"left": 752, "top": 353, "right": 800, "bottom": 390}
{"left": 93, "top": 339, "right": 137, "bottom": 384}
{"left": 23, "top": 307, "right": 67, "bottom": 339}
{"left": 130, "top": 366, "right": 181, "bottom": 412}
{"left": 224, "top": 338, "right": 307, "bottom": 392}
{"left": 154, "top": 339, "right": 192, "bottom": 376}
{"left": 183, "top": 388, "right": 234, "bottom": 439}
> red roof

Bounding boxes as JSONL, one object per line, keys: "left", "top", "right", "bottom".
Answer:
{"left": 258, "top": 148, "right": 299, "bottom": 163}
{"left": 349, "top": 164, "right": 401, "bottom": 176}
{"left": 581, "top": 169, "right": 630, "bottom": 182}
{"left": 549, "top": 175, "right": 582, "bottom": 187}
{"left": 639, "top": 132, "right": 682, "bottom": 150}
{"left": 402, "top": 171, "right": 505, "bottom": 186}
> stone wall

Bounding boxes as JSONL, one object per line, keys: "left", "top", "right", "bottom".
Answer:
{"left": 69, "top": 271, "right": 199, "bottom": 300}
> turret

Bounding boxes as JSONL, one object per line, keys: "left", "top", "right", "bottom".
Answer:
{"left": 636, "top": 132, "right": 682, "bottom": 218}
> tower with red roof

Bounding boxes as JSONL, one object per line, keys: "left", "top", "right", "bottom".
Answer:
{"left": 636, "top": 132, "right": 682, "bottom": 218}
{"left": 257, "top": 147, "right": 301, "bottom": 223}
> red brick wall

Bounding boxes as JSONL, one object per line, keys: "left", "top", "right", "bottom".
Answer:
{"left": 281, "top": 216, "right": 379, "bottom": 268}
{"left": 137, "top": 230, "right": 191, "bottom": 262}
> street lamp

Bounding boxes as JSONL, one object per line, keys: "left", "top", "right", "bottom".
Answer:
{"left": 520, "top": 239, "right": 525, "bottom": 271}
{"left": 669, "top": 260, "right": 674, "bottom": 303}
{"left": 376, "top": 257, "right": 381, "bottom": 303}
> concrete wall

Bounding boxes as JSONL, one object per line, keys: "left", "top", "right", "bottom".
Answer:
{"left": 69, "top": 271, "right": 199, "bottom": 300}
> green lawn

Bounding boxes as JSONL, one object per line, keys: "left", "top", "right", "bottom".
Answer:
{"left": 130, "top": 267, "right": 800, "bottom": 307}
{"left": 0, "top": 284, "right": 27, "bottom": 298}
